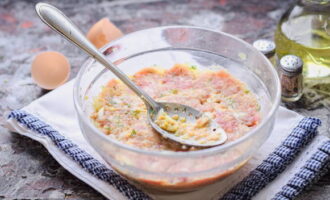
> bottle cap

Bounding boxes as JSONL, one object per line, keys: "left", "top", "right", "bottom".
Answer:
{"left": 253, "top": 39, "right": 276, "bottom": 57}
{"left": 279, "top": 55, "right": 303, "bottom": 75}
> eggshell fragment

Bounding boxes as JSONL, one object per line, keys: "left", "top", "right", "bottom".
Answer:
{"left": 87, "top": 18, "right": 123, "bottom": 48}
{"left": 31, "top": 51, "right": 70, "bottom": 90}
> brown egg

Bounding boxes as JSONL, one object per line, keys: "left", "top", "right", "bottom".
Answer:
{"left": 31, "top": 51, "right": 70, "bottom": 90}
{"left": 86, "top": 18, "right": 123, "bottom": 49}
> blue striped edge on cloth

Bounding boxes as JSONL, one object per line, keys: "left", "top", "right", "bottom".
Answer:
{"left": 272, "top": 141, "right": 330, "bottom": 200}
{"left": 8, "top": 110, "right": 327, "bottom": 200}
{"left": 8, "top": 110, "right": 152, "bottom": 200}
{"left": 221, "top": 117, "right": 325, "bottom": 200}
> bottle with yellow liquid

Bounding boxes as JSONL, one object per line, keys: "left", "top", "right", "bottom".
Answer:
{"left": 275, "top": 0, "right": 330, "bottom": 82}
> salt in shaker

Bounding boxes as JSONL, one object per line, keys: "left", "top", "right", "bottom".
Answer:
{"left": 279, "top": 55, "right": 303, "bottom": 102}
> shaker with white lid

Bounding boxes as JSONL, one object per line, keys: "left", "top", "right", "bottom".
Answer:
{"left": 279, "top": 55, "right": 304, "bottom": 102}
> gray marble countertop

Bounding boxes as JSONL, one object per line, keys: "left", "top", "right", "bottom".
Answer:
{"left": 0, "top": 0, "right": 329, "bottom": 199}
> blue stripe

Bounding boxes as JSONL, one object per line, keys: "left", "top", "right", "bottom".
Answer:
{"left": 221, "top": 117, "right": 322, "bottom": 200}
{"left": 8, "top": 110, "right": 151, "bottom": 200}
{"left": 8, "top": 110, "right": 327, "bottom": 200}
{"left": 273, "top": 141, "right": 330, "bottom": 200}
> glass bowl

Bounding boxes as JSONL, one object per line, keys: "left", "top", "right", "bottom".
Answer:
{"left": 73, "top": 26, "right": 280, "bottom": 191}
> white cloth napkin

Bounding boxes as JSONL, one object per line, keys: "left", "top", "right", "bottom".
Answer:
{"left": 5, "top": 80, "right": 328, "bottom": 200}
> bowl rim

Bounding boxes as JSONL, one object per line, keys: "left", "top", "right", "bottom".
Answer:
{"left": 73, "top": 25, "right": 281, "bottom": 158}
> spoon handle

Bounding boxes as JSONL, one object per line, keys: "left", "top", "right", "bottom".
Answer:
{"left": 35, "top": 3, "right": 159, "bottom": 110}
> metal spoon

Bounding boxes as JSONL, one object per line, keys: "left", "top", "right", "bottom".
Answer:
{"left": 35, "top": 3, "right": 227, "bottom": 147}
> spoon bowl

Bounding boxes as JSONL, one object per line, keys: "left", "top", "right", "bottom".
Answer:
{"left": 148, "top": 102, "right": 227, "bottom": 147}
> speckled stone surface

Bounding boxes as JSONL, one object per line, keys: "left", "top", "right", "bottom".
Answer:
{"left": 0, "top": 0, "right": 329, "bottom": 199}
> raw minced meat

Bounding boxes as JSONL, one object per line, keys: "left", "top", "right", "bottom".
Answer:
{"left": 91, "top": 64, "right": 260, "bottom": 151}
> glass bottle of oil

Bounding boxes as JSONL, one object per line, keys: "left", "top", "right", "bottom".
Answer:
{"left": 275, "top": 0, "right": 330, "bottom": 81}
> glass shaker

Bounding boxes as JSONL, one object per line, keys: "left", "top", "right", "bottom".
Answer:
{"left": 279, "top": 55, "right": 304, "bottom": 102}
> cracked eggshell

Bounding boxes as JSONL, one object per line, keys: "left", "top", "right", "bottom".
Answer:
{"left": 31, "top": 51, "right": 70, "bottom": 90}
{"left": 86, "top": 18, "right": 123, "bottom": 49}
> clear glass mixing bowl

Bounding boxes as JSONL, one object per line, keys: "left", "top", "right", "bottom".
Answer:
{"left": 73, "top": 26, "right": 280, "bottom": 191}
